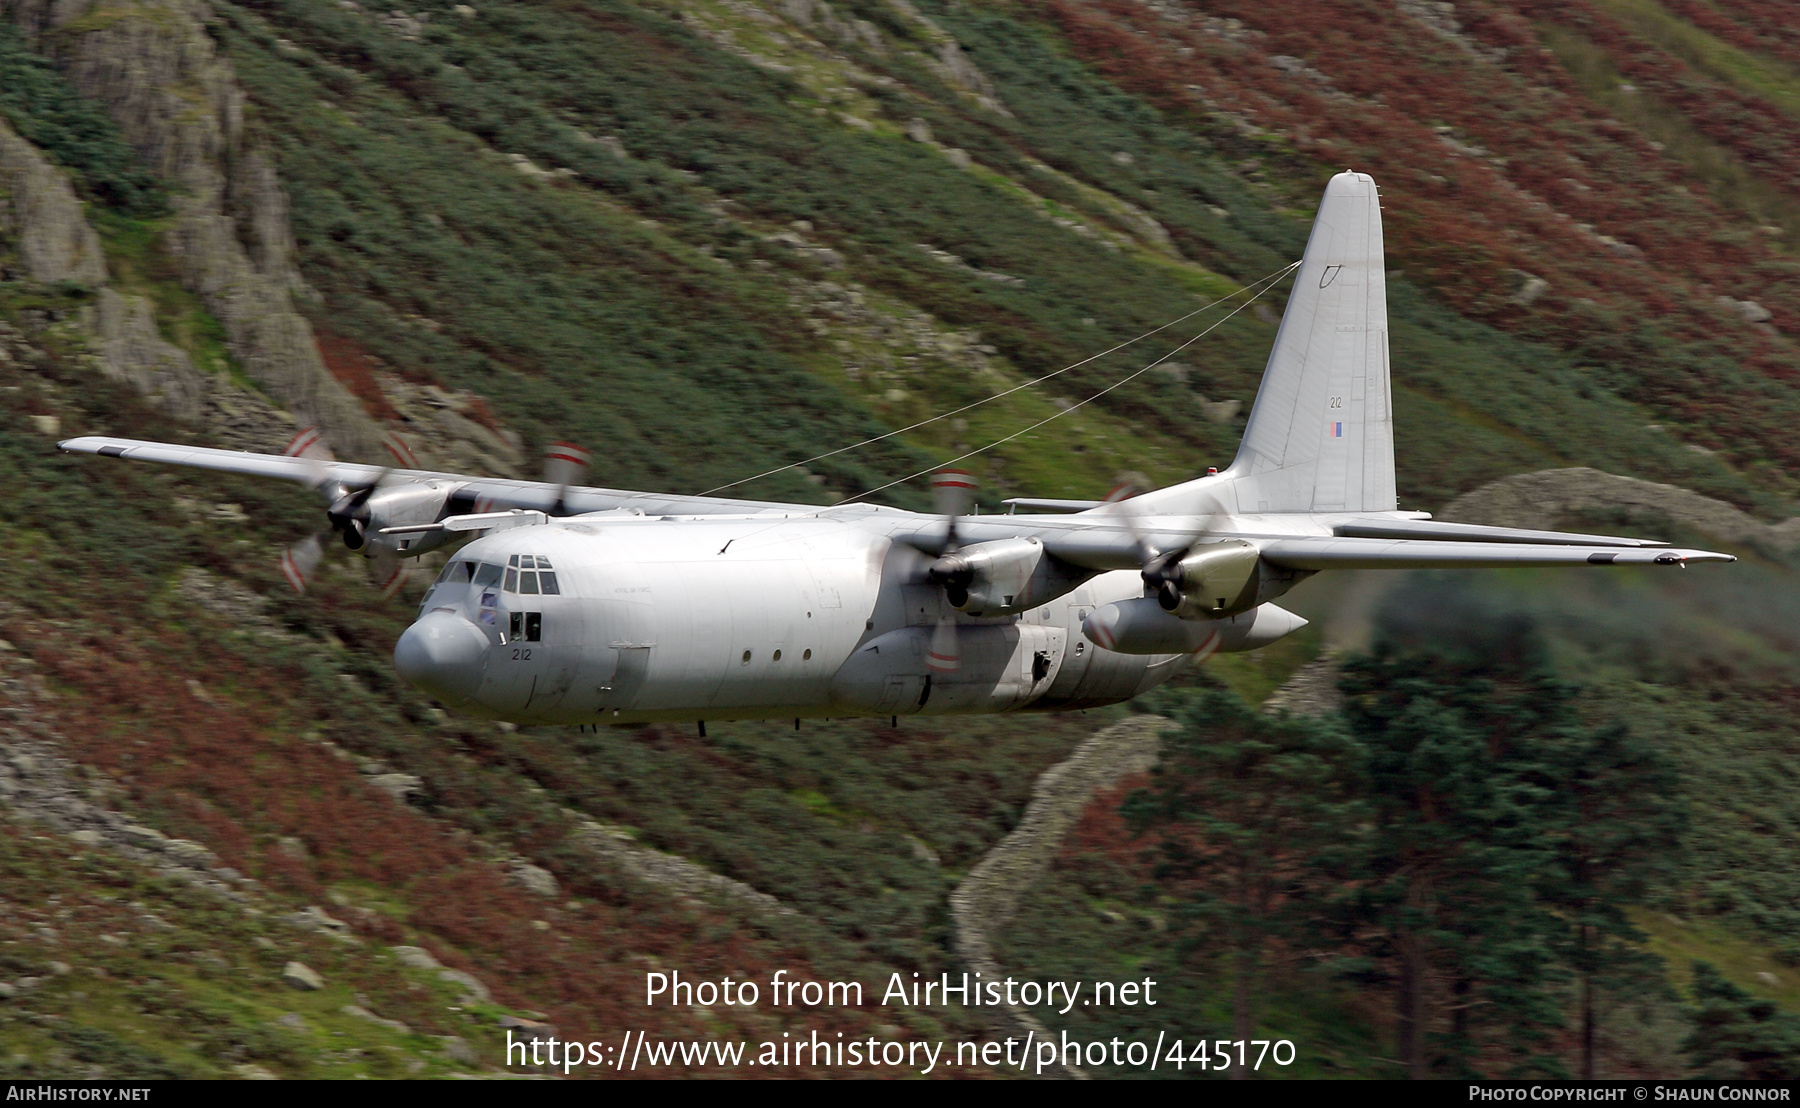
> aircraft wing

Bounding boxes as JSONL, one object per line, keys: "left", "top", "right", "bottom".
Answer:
{"left": 56, "top": 436, "right": 814, "bottom": 517}
{"left": 1258, "top": 537, "right": 1735, "bottom": 570}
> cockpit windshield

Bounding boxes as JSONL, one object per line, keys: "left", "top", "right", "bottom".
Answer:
{"left": 422, "top": 556, "right": 556, "bottom": 617}
{"left": 503, "top": 554, "right": 559, "bottom": 595}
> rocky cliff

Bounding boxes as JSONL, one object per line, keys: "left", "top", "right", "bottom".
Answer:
{"left": 0, "top": 116, "right": 204, "bottom": 421}
{"left": 2, "top": 0, "right": 382, "bottom": 458}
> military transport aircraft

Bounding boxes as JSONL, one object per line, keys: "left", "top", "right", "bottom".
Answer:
{"left": 58, "top": 172, "right": 1734, "bottom": 727}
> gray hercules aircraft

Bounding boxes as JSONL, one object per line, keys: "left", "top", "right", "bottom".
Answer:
{"left": 60, "top": 172, "right": 1734, "bottom": 726}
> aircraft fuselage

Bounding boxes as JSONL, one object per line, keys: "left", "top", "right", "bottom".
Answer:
{"left": 395, "top": 513, "right": 1191, "bottom": 726}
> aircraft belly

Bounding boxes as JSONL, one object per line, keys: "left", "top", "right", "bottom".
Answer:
{"left": 830, "top": 623, "right": 1061, "bottom": 716}
{"left": 1032, "top": 570, "right": 1190, "bottom": 710}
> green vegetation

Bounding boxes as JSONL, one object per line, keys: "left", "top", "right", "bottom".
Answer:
{"left": 1589, "top": 0, "right": 1800, "bottom": 120}
{"left": 1537, "top": 23, "right": 1800, "bottom": 247}
{"left": 1684, "top": 962, "right": 1800, "bottom": 1079}
{"left": 190, "top": 0, "right": 1761, "bottom": 513}
{"left": 998, "top": 553, "right": 1800, "bottom": 1078}
{"left": 0, "top": 20, "right": 162, "bottom": 217}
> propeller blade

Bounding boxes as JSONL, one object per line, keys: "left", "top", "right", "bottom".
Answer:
{"left": 927, "top": 616, "right": 960, "bottom": 676}
{"left": 544, "top": 442, "right": 591, "bottom": 489}
{"left": 283, "top": 426, "right": 338, "bottom": 493}
{"left": 283, "top": 426, "right": 336, "bottom": 463}
{"left": 370, "top": 549, "right": 407, "bottom": 599}
{"left": 278, "top": 532, "right": 329, "bottom": 594}
{"left": 545, "top": 442, "right": 590, "bottom": 515}
{"left": 1103, "top": 479, "right": 1161, "bottom": 568}
{"left": 381, "top": 430, "right": 419, "bottom": 469}
{"left": 930, "top": 468, "right": 976, "bottom": 520}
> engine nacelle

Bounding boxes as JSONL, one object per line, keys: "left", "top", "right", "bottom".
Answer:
{"left": 338, "top": 481, "right": 459, "bottom": 558}
{"left": 1083, "top": 597, "right": 1308, "bottom": 655}
{"left": 1157, "top": 540, "right": 1262, "bottom": 618}
{"left": 930, "top": 537, "right": 1087, "bottom": 617}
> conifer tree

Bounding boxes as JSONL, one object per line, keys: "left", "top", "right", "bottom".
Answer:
{"left": 1534, "top": 718, "right": 1684, "bottom": 1079}
{"left": 1339, "top": 591, "right": 1576, "bottom": 1077}
{"left": 1684, "top": 962, "right": 1800, "bottom": 1079}
{"left": 1125, "top": 685, "right": 1362, "bottom": 1078}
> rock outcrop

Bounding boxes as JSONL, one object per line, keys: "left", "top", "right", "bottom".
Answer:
{"left": 3, "top": 0, "right": 383, "bottom": 458}
{"left": 949, "top": 715, "right": 1171, "bottom": 1078}
{"left": 95, "top": 288, "right": 205, "bottom": 421}
{"left": 0, "top": 119, "right": 106, "bottom": 285}
{"left": 567, "top": 819, "right": 794, "bottom": 918}
{"left": 1442, "top": 467, "right": 1800, "bottom": 551}
{"left": 1261, "top": 651, "right": 1343, "bottom": 717}
{"left": 0, "top": 117, "right": 206, "bottom": 420}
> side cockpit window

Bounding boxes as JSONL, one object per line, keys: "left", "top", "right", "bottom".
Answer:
{"left": 473, "top": 562, "right": 503, "bottom": 588}
{"left": 435, "top": 560, "right": 474, "bottom": 585}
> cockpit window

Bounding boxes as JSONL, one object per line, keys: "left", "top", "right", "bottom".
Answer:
{"left": 436, "top": 560, "right": 473, "bottom": 584}
{"left": 473, "top": 562, "right": 503, "bottom": 587}
{"left": 493, "top": 556, "right": 559, "bottom": 594}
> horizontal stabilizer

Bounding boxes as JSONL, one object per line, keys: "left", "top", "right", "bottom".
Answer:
{"left": 1261, "top": 537, "right": 1734, "bottom": 570}
{"left": 1333, "top": 518, "right": 1667, "bottom": 547}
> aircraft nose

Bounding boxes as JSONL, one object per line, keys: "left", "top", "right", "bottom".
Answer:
{"left": 394, "top": 609, "right": 489, "bottom": 703}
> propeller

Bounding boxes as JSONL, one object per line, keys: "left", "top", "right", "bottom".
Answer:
{"left": 544, "top": 442, "right": 591, "bottom": 515}
{"left": 276, "top": 426, "right": 407, "bottom": 595}
{"left": 924, "top": 469, "right": 977, "bottom": 675}
{"left": 278, "top": 532, "right": 326, "bottom": 593}
{"left": 1102, "top": 475, "right": 1225, "bottom": 613}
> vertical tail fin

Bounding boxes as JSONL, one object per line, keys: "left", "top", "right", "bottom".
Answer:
{"left": 1214, "top": 172, "right": 1396, "bottom": 514}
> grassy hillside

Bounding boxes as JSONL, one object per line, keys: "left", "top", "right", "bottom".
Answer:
{"left": 196, "top": 0, "right": 1778, "bottom": 512}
